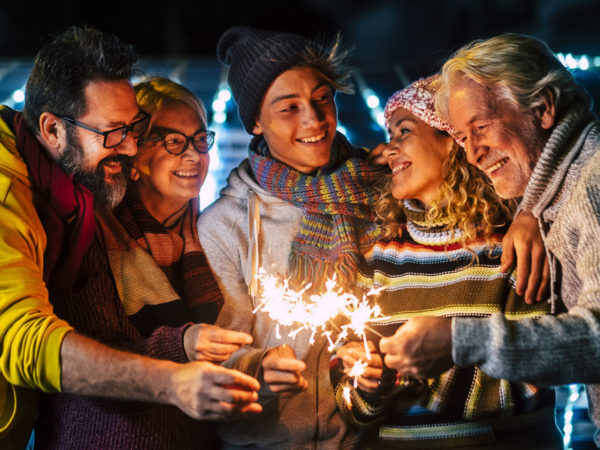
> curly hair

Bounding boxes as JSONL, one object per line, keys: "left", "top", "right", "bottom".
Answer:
{"left": 376, "top": 140, "right": 515, "bottom": 260}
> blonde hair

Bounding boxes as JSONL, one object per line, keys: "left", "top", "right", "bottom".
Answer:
{"left": 134, "top": 76, "right": 208, "bottom": 138}
{"left": 376, "top": 141, "right": 515, "bottom": 258}
{"left": 435, "top": 33, "right": 590, "bottom": 123}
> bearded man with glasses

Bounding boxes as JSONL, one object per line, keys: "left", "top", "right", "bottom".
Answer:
{"left": 0, "top": 26, "right": 260, "bottom": 449}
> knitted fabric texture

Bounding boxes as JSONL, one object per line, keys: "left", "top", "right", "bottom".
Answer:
{"left": 9, "top": 108, "right": 95, "bottom": 293}
{"left": 331, "top": 203, "right": 553, "bottom": 446}
{"left": 96, "top": 187, "right": 223, "bottom": 335}
{"left": 384, "top": 75, "right": 455, "bottom": 136}
{"left": 217, "top": 26, "right": 308, "bottom": 134}
{"left": 34, "top": 237, "right": 216, "bottom": 448}
{"left": 248, "top": 132, "right": 381, "bottom": 289}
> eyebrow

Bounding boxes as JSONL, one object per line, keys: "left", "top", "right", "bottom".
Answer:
{"left": 150, "top": 126, "right": 204, "bottom": 135}
{"left": 392, "top": 117, "right": 416, "bottom": 129}
{"left": 103, "top": 110, "right": 145, "bottom": 128}
{"left": 269, "top": 82, "right": 331, "bottom": 105}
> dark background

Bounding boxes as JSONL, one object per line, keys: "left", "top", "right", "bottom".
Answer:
{"left": 1, "top": 0, "right": 598, "bottom": 147}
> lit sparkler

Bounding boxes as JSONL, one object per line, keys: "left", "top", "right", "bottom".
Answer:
{"left": 252, "top": 268, "right": 386, "bottom": 352}
{"left": 252, "top": 269, "right": 386, "bottom": 400}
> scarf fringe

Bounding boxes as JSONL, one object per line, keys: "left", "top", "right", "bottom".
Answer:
{"left": 288, "top": 251, "right": 359, "bottom": 292}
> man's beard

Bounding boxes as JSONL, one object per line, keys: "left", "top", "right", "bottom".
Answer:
{"left": 57, "top": 132, "right": 132, "bottom": 209}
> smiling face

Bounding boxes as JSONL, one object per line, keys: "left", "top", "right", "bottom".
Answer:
{"left": 252, "top": 67, "right": 337, "bottom": 174}
{"left": 448, "top": 77, "right": 548, "bottom": 199}
{"left": 382, "top": 108, "right": 453, "bottom": 206}
{"left": 134, "top": 101, "right": 209, "bottom": 222}
{"left": 59, "top": 79, "right": 142, "bottom": 207}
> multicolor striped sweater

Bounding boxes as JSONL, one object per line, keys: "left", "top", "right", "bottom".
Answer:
{"left": 331, "top": 201, "right": 555, "bottom": 445}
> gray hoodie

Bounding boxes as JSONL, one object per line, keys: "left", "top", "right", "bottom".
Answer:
{"left": 198, "top": 159, "right": 364, "bottom": 449}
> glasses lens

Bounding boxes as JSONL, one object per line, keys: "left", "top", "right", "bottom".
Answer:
{"left": 192, "top": 131, "right": 215, "bottom": 153}
{"left": 132, "top": 115, "right": 150, "bottom": 137}
{"left": 105, "top": 127, "right": 127, "bottom": 148}
{"left": 164, "top": 133, "right": 186, "bottom": 154}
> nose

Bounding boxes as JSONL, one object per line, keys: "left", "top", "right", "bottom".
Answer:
{"left": 465, "top": 137, "right": 488, "bottom": 167}
{"left": 382, "top": 142, "right": 399, "bottom": 159}
{"left": 181, "top": 143, "right": 204, "bottom": 162}
{"left": 302, "top": 103, "right": 324, "bottom": 126}
{"left": 116, "top": 132, "right": 137, "bottom": 157}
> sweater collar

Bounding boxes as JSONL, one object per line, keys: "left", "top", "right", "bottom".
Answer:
{"left": 403, "top": 199, "right": 464, "bottom": 245}
{"left": 520, "top": 105, "right": 595, "bottom": 219}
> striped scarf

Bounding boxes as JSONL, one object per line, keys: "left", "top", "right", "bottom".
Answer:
{"left": 96, "top": 187, "right": 223, "bottom": 336}
{"left": 249, "top": 133, "right": 382, "bottom": 289}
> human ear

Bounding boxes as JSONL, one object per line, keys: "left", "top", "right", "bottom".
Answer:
{"left": 37, "top": 112, "right": 66, "bottom": 159}
{"left": 252, "top": 120, "right": 263, "bottom": 135}
{"left": 129, "top": 166, "right": 140, "bottom": 181}
{"left": 535, "top": 88, "right": 556, "bottom": 130}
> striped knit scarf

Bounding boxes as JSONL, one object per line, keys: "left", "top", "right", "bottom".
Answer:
{"left": 96, "top": 187, "right": 223, "bottom": 336}
{"left": 249, "top": 132, "right": 382, "bottom": 289}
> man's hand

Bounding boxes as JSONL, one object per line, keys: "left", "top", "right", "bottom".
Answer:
{"left": 170, "top": 361, "right": 262, "bottom": 421}
{"left": 368, "top": 143, "right": 389, "bottom": 166}
{"left": 261, "top": 344, "right": 307, "bottom": 395}
{"left": 184, "top": 323, "right": 252, "bottom": 362}
{"left": 336, "top": 340, "right": 383, "bottom": 394}
{"left": 379, "top": 317, "right": 453, "bottom": 379}
{"left": 501, "top": 211, "right": 549, "bottom": 304}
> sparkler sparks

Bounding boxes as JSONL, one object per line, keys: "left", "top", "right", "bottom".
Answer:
{"left": 252, "top": 268, "right": 386, "bottom": 350}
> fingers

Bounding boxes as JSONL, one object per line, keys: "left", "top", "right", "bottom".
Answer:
{"left": 356, "top": 375, "right": 380, "bottom": 393}
{"left": 523, "top": 244, "right": 546, "bottom": 304}
{"left": 212, "top": 366, "right": 261, "bottom": 392}
{"left": 262, "top": 346, "right": 307, "bottom": 392}
{"left": 536, "top": 256, "right": 550, "bottom": 302}
{"left": 368, "top": 143, "right": 389, "bottom": 166}
{"left": 500, "top": 231, "right": 516, "bottom": 273}
{"left": 514, "top": 239, "right": 532, "bottom": 297}
{"left": 208, "top": 327, "right": 253, "bottom": 346}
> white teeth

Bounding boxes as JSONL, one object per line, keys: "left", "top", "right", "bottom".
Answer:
{"left": 486, "top": 157, "right": 509, "bottom": 174}
{"left": 392, "top": 161, "right": 411, "bottom": 173}
{"left": 104, "top": 161, "right": 121, "bottom": 166}
{"left": 174, "top": 170, "right": 198, "bottom": 177}
{"left": 298, "top": 131, "right": 326, "bottom": 143}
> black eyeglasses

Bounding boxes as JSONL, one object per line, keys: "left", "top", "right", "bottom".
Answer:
{"left": 143, "top": 128, "right": 216, "bottom": 155}
{"left": 56, "top": 111, "right": 150, "bottom": 149}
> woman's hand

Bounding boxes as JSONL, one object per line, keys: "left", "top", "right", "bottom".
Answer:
{"left": 261, "top": 344, "right": 308, "bottom": 395}
{"left": 184, "top": 323, "right": 253, "bottom": 362}
{"left": 368, "top": 143, "right": 389, "bottom": 166}
{"left": 336, "top": 340, "right": 383, "bottom": 394}
{"left": 501, "top": 211, "right": 550, "bottom": 304}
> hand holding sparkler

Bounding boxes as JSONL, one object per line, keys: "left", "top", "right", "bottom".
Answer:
{"left": 337, "top": 341, "right": 383, "bottom": 394}
{"left": 262, "top": 344, "right": 308, "bottom": 395}
{"left": 379, "top": 316, "right": 453, "bottom": 379}
{"left": 184, "top": 323, "right": 253, "bottom": 362}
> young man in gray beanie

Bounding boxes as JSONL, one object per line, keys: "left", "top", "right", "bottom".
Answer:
{"left": 197, "top": 26, "right": 381, "bottom": 449}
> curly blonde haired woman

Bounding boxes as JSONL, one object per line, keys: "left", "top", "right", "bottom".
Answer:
{"left": 331, "top": 76, "right": 563, "bottom": 449}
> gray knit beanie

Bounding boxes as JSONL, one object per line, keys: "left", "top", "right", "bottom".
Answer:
{"left": 217, "top": 26, "right": 309, "bottom": 134}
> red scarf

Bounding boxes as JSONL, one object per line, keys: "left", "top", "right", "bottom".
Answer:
{"left": 12, "top": 110, "right": 95, "bottom": 292}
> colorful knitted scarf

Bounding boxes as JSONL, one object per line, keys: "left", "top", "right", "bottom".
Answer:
{"left": 96, "top": 187, "right": 223, "bottom": 336}
{"left": 6, "top": 108, "right": 95, "bottom": 293}
{"left": 249, "top": 132, "right": 382, "bottom": 289}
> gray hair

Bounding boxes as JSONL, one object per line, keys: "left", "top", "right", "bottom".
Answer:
{"left": 435, "top": 33, "right": 590, "bottom": 122}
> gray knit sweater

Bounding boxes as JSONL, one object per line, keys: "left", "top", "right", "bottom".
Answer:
{"left": 453, "top": 106, "right": 600, "bottom": 427}
{"left": 198, "top": 159, "right": 365, "bottom": 449}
